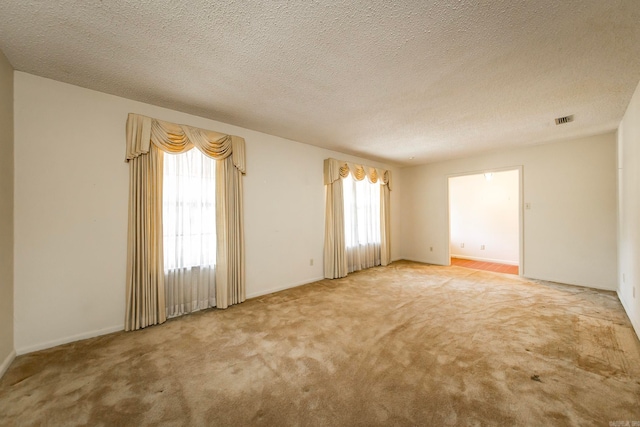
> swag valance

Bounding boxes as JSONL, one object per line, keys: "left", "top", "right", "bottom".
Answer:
{"left": 323, "top": 158, "right": 391, "bottom": 190}
{"left": 125, "top": 113, "right": 246, "bottom": 173}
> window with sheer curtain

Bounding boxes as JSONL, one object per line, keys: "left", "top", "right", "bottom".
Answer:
{"left": 343, "top": 172, "right": 382, "bottom": 272}
{"left": 125, "top": 113, "right": 246, "bottom": 332}
{"left": 162, "top": 148, "right": 217, "bottom": 318}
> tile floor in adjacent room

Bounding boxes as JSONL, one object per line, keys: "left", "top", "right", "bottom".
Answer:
{"left": 451, "top": 257, "right": 519, "bottom": 275}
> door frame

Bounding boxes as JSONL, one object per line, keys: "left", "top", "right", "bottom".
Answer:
{"left": 446, "top": 165, "right": 524, "bottom": 276}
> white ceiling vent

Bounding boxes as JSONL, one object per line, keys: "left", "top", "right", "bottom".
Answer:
{"left": 555, "top": 115, "right": 574, "bottom": 125}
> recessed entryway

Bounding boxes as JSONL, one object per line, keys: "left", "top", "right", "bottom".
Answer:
{"left": 448, "top": 168, "right": 522, "bottom": 275}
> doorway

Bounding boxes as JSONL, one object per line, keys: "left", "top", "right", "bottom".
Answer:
{"left": 448, "top": 168, "right": 522, "bottom": 275}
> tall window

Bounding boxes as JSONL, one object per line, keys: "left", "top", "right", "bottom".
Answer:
{"left": 342, "top": 173, "right": 381, "bottom": 272}
{"left": 124, "top": 113, "right": 247, "bottom": 331}
{"left": 162, "top": 148, "right": 216, "bottom": 316}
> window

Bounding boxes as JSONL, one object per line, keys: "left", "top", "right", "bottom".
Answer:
{"left": 163, "top": 149, "right": 216, "bottom": 271}
{"left": 162, "top": 148, "right": 217, "bottom": 317}
{"left": 342, "top": 173, "right": 381, "bottom": 272}
{"left": 124, "top": 113, "right": 246, "bottom": 331}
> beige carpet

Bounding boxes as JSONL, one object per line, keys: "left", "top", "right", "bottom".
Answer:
{"left": 1, "top": 261, "right": 639, "bottom": 426}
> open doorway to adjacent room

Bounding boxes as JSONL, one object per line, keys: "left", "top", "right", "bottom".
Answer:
{"left": 448, "top": 168, "right": 522, "bottom": 275}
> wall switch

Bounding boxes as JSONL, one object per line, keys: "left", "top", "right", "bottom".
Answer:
{"left": 634, "top": 286, "right": 636, "bottom": 299}
{"left": 480, "top": 245, "right": 485, "bottom": 250}
{"left": 430, "top": 247, "right": 433, "bottom": 252}
{"left": 310, "top": 258, "right": 314, "bottom": 266}
{"left": 623, "top": 273, "right": 625, "bottom": 283}
{"left": 460, "top": 243, "right": 464, "bottom": 248}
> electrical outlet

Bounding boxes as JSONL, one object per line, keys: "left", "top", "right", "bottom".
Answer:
{"left": 480, "top": 245, "right": 485, "bottom": 250}
{"left": 310, "top": 258, "right": 314, "bottom": 266}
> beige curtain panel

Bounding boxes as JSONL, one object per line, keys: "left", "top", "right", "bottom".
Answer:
{"left": 125, "top": 113, "right": 246, "bottom": 331}
{"left": 323, "top": 158, "right": 392, "bottom": 279}
{"left": 324, "top": 177, "right": 346, "bottom": 278}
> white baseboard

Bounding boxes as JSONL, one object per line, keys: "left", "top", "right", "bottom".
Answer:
{"left": 0, "top": 349, "right": 16, "bottom": 379}
{"left": 16, "top": 324, "right": 124, "bottom": 356}
{"left": 617, "top": 290, "right": 640, "bottom": 341}
{"left": 14, "top": 270, "right": 386, "bottom": 355}
{"left": 247, "top": 276, "right": 325, "bottom": 299}
{"left": 400, "top": 257, "right": 445, "bottom": 266}
{"left": 527, "top": 274, "right": 616, "bottom": 292}
{"left": 450, "top": 254, "right": 519, "bottom": 266}
{"left": 248, "top": 262, "right": 410, "bottom": 299}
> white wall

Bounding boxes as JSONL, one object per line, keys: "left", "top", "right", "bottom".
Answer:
{"left": 0, "top": 50, "right": 15, "bottom": 376}
{"left": 449, "top": 170, "right": 519, "bottom": 265}
{"left": 13, "top": 72, "right": 402, "bottom": 354}
{"left": 617, "top": 79, "right": 640, "bottom": 339}
{"left": 401, "top": 133, "right": 617, "bottom": 290}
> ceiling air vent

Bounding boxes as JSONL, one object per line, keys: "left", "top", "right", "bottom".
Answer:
{"left": 555, "top": 115, "right": 574, "bottom": 125}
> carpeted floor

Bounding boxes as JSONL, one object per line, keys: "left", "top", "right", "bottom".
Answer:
{"left": 1, "top": 261, "right": 639, "bottom": 426}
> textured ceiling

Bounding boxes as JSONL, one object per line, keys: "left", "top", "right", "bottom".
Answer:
{"left": 1, "top": 1, "right": 640, "bottom": 166}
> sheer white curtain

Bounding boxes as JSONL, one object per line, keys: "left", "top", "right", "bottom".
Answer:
{"left": 343, "top": 173, "right": 381, "bottom": 273}
{"left": 163, "top": 148, "right": 216, "bottom": 318}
